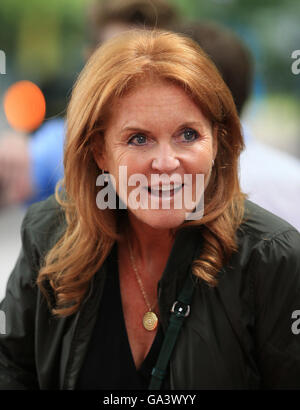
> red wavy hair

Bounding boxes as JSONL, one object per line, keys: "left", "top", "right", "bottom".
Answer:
{"left": 37, "top": 29, "right": 245, "bottom": 317}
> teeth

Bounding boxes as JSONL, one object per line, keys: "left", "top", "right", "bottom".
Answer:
{"left": 149, "top": 184, "right": 182, "bottom": 191}
{"left": 147, "top": 185, "right": 183, "bottom": 195}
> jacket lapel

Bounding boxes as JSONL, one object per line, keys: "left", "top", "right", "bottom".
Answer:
{"left": 60, "top": 258, "right": 109, "bottom": 389}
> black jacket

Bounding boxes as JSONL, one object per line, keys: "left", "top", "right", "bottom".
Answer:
{"left": 0, "top": 195, "right": 300, "bottom": 389}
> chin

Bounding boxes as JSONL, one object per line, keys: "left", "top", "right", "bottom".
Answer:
{"left": 129, "top": 209, "right": 187, "bottom": 231}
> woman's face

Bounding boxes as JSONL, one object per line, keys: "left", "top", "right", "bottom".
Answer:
{"left": 94, "top": 79, "right": 217, "bottom": 230}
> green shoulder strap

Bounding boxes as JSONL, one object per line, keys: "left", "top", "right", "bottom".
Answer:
{"left": 148, "top": 271, "right": 195, "bottom": 390}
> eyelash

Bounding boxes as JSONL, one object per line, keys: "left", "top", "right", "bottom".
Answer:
{"left": 127, "top": 128, "right": 200, "bottom": 146}
{"left": 128, "top": 134, "right": 147, "bottom": 146}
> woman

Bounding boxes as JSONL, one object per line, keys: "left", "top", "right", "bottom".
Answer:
{"left": 0, "top": 30, "right": 299, "bottom": 390}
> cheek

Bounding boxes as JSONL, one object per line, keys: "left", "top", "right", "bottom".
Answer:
{"left": 108, "top": 151, "right": 149, "bottom": 193}
{"left": 120, "top": 151, "right": 151, "bottom": 175}
{"left": 107, "top": 149, "right": 133, "bottom": 172}
{"left": 188, "top": 145, "right": 213, "bottom": 174}
{"left": 186, "top": 146, "right": 213, "bottom": 193}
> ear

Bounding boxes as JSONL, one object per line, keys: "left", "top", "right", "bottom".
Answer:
{"left": 91, "top": 137, "right": 108, "bottom": 171}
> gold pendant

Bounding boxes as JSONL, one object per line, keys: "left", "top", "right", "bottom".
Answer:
{"left": 143, "top": 311, "right": 158, "bottom": 331}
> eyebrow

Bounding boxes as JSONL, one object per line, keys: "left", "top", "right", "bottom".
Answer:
{"left": 120, "top": 121, "right": 210, "bottom": 135}
{"left": 120, "top": 126, "right": 151, "bottom": 134}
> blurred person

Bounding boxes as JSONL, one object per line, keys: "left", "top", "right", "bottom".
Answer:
{"left": 86, "top": 0, "right": 178, "bottom": 48}
{"left": 177, "top": 21, "right": 300, "bottom": 231}
{"left": 0, "top": 119, "right": 65, "bottom": 207}
{"left": 0, "top": 29, "right": 300, "bottom": 390}
{"left": 0, "top": 0, "right": 179, "bottom": 207}
{"left": 0, "top": 131, "right": 33, "bottom": 206}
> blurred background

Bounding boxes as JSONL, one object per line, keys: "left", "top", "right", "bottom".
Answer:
{"left": 0, "top": 0, "right": 300, "bottom": 300}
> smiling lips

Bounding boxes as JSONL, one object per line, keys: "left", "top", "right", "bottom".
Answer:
{"left": 146, "top": 183, "right": 184, "bottom": 197}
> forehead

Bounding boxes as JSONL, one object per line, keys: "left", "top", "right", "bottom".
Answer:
{"left": 107, "top": 79, "right": 211, "bottom": 130}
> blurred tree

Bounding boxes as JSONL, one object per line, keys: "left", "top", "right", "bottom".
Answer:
{"left": 173, "top": 0, "right": 300, "bottom": 98}
{"left": 0, "top": 0, "right": 86, "bottom": 118}
{"left": 0, "top": 0, "right": 299, "bottom": 117}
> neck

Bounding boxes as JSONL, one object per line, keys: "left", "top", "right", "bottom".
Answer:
{"left": 123, "top": 213, "right": 176, "bottom": 273}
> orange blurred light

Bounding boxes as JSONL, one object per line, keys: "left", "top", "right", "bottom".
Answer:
{"left": 3, "top": 80, "right": 46, "bottom": 132}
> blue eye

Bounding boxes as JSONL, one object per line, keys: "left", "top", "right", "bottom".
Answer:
{"left": 128, "top": 134, "right": 147, "bottom": 146}
{"left": 182, "top": 128, "right": 199, "bottom": 142}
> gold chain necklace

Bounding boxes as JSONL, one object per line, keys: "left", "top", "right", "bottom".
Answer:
{"left": 127, "top": 239, "right": 158, "bottom": 331}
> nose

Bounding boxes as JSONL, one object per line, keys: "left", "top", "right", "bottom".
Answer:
{"left": 151, "top": 143, "right": 180, "bottom": 172}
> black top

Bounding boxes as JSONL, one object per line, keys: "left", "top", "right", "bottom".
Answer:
{"left": 1, "top": 196, "right": 300, "bottom": 389}
{"left": 76, "top": 242, "right": 168, "bottom": 390}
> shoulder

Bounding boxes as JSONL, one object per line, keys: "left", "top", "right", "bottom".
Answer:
{"left": 217, "top": 200, "right": 300, "bottom": 337}
{"left": 219, "top": 200, "right": 300, "bottom": 296}
{"left": 233, "top": 200, "right": 300, "bottom": 288}
{"left": 23, "top": 193, "right": 64, "bottom": 226}
{"left": 239, "top": 199, "right": 300, "bottom": 247}
{"left": 21, "top": 194, "right": 66, "bottom": 267}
